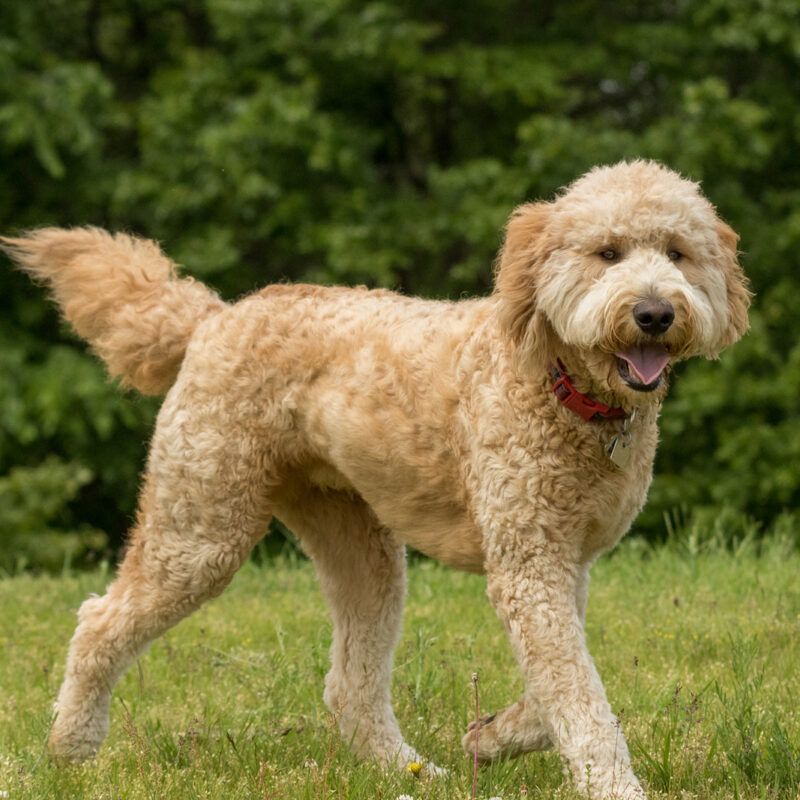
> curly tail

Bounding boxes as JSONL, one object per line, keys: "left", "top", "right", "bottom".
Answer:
{"left": 1, "top": 227, "right": 227, "bottom": 395}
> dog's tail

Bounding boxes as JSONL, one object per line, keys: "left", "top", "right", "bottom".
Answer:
{"left": 2, "top": 227, "right": 227, "bottom": 395}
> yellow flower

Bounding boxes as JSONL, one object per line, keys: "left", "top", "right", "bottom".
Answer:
{"left": 407, "top": 762, "right": 422, "bottom": 775}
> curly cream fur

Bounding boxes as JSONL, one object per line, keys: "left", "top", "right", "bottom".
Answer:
{"left": 2, "top": 227, "right": 226, "bottom": 395}
{"left": 2, "top": 160, "right": 749, "bottom": 799}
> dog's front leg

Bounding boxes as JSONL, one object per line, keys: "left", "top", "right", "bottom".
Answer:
{"left": 462, "top": 561, "right": 595, "bottom": 761}
{"left": 478, "top": 552, "right": 645, "bottom": 800}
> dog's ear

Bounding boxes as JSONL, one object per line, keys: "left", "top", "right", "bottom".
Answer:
{"left": 494, "top": 202, "right": 554, "bottom": 365}
{"left": 715, "top": 219, "right": 751, "bottom": 349}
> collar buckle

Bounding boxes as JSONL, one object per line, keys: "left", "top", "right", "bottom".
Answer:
{"left": 549, "top": 359, "right": 628, "bottom": 423}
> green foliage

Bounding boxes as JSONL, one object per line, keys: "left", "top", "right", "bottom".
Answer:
{"left": 1, "top": 0, "right": 799, "bottom": 565}
{"left": 0, "top": 457, "right": 106, "bottom": 573}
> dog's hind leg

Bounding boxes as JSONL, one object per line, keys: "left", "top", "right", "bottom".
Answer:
{"left": 276, "top": 490, "right": 442, "bottom": 774}
{"left": 48, "top": 394, "right": 273, "bottom": 761}
{"left": 462, "top": 695, "right": 552, "bottom": 762}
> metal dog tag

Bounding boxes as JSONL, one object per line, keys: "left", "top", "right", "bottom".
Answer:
{"left": 606, "top": 430, "right": 633, "bottom": 468}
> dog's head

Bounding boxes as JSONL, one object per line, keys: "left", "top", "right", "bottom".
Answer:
{"left": 494, "top": 160, "right": 750, "bottom": 404}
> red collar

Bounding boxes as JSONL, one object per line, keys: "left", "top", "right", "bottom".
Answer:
{"left": 548, "top": 359, "right": 628, "bottom": 423}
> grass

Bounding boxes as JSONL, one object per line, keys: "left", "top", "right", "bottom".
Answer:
{"left": 1, "top": 531, "right": 800, "bottom": 799}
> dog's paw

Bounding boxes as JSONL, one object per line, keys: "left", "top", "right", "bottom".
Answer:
{"left": 461, "top": 713, "right": 504, "bottom": 763}
{"left": 462, "top": 706, "right": 552, "bottom": 762}
{"left": 48, "top": 702, "right": 108, "bottom": 764}
{"left": 466, "top": 712, "right": 496, "bottom": 734}
{"left": 48, "top": 731, "right": 101, "bottom": 763}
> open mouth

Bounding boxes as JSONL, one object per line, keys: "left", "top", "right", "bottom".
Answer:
{"left": 615, "top": 343, "right": 671, "bottom": 392}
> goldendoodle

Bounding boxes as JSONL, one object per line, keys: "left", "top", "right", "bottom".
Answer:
{"left": 3, "top": 160, "right": 750, "bottom": 799}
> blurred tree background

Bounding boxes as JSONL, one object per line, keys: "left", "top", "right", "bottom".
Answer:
{"left": 1, "top": 0, "right": 799, "bottom": 570}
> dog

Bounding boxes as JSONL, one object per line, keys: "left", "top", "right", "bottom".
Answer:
{"left": 2, "top": 160, "right": 749, "bottom": 799}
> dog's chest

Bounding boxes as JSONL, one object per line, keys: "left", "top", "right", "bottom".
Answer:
{"left": 577, "top": 426, "right": 658, "bottom": 560}
{"left": 469, "top": 403, "right": 659, "bottom": 562}
{"left": 579, "top": 477, "right": 651, "bottom": 559}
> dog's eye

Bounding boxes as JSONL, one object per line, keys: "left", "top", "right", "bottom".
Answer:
{"left": 599, "top": 249, "right": 618, "bottom": 261}
{"left": 668, "top": 250, "right": 683, "bottom": 262}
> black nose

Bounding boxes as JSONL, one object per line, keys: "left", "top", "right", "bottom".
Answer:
{"left": 633, "top": 298, "right": 674, "bottom": 335}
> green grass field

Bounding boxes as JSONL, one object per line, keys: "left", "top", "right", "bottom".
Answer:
{"left": 1, "top": 532, "right": 799, "bottom": 799}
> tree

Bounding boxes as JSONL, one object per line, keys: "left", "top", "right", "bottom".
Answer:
{"left": 2, "top": 0, "right": 798, "bottom": 567}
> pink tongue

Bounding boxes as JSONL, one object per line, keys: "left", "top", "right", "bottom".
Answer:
{"left": 616, "top": 344, "right": 671, "bottom": 385}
